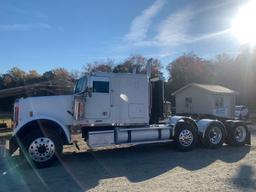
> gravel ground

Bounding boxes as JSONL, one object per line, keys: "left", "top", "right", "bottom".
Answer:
{"left": 0, "top": 125, "right": 256, "bottom": 192}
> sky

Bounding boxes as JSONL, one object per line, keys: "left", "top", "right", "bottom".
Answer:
{"left": 0, "top": 0, "right": 250, "bottom": 75}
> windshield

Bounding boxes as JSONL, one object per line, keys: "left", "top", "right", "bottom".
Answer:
{"left": 74, "top": 76, "right": 87, "bottom": 94}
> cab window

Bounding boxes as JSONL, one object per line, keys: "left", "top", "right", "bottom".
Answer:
{"left": 74, "top": 77, "right": 86, "bottom": 94}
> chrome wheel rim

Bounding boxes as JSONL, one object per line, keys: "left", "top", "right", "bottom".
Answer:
{"left": 179, "top": 129, "right": 194, "bottom": 147}
{"left": 235, "top": 126, "right": 246, "bottom": 143}
{"left": 28, "top": 137, "right": 55, "bottom": 162}
{"left": 209, "top": 127, "right": 222, "bottom": 145}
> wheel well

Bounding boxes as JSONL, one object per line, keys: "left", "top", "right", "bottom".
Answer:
{"left": 174, "top": 118, "right": 198, "bottom": 137}
{"left": 16, "top": 119, "right": 69, "bottom": 145}
{"left": 182, "top": 118, "right": 198, "bottom": 132}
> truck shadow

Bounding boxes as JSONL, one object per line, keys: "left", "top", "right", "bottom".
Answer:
{"left": 0, "top": 144, "right": 251, "bottom": 192}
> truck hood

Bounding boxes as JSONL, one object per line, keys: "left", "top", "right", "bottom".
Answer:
{"left": 17, "top": 95, "right": 74, "bottom": 126}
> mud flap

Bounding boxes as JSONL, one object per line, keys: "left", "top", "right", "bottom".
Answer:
{"left": 9, "top": 136, "right": 18, "bottom": 155}
{"left": 245, "top": 130, "right": 251, "bottom": 145}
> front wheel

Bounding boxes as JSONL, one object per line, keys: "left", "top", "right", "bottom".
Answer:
{"left": 21, "top": 130, "right": 63, "bottom": 168}
{"left": 174, "top": 122, "right": 197, "bottom": 151}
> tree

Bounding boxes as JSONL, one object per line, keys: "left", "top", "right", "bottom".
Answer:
{"left": 147, "top": 58, "right": 163, "bottom": 78}
{"left": 42, "top": 68, "right": 72, "bottom": 81}
{"left": 26, "top": 70, "right": 41, "bottom": 84}
{"left": 83, "top": 59, "right": 114, "bottom": 73}
{"left": 52, "top": 68, "right": 72, "bottom": 81}
{"left": 164, "top": 53, "right": 214, "bottom": 103}
{"left": 70, "top": 70, "right": 81, "bottom": 80}
{"left": 231, "top": 46, "right": 256, "bottom": 108}
{"left": 7, "top": 67, "right": 27, "bottom": 87}
{"left": 167, "top": 53, "right": 213, "bottom": 91}
{"left": 212, "top": 54, "right": 237, "bottom": 86}
{"left": 42, "top": 70, "right": 55, "bottom": 81}
{"left": 2, "top": 74, "right": 14, "bottom": 88}
{"left": 0, "top": 74, "right": 3, "bottom": 89}
{"left": 113, "top": 55, "right": 146, "bottom": 73}
{"left": 9, "top": 67, "right": 26, "bottom": 79}
{"left": 113, "top": 55, "right": 162, "bottom": 77}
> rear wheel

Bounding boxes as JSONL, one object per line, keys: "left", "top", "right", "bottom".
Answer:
{"left": 202, "top": 123, "right": 224, "bottom": 149}
{"left": 174, "top": 122, "right": 197, "bottom": 151}
{"left": 226, "top": 124, "right": 248, "bottom": 147}
{"left": 21, "top": 130, "right": 63, "bottom": 168}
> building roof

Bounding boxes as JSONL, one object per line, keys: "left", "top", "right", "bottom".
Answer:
{"left": 172, "top": 83, "right": 239, "bottom": 95}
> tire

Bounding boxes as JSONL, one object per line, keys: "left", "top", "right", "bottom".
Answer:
{"left": 226, "top": 123, "right": 248, "bottom": 147}
{"left": 174, "top": 122, "right": 197, "bottom": 151}
{"left": 21, "top": 130, "right": 63, "bottom": 168}
{"left": 202, "top": 123, "right": 224, "bottom": 149}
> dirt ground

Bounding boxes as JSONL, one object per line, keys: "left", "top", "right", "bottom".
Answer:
{"left": 0, "top": 125, "right": 256, "bottom": 192}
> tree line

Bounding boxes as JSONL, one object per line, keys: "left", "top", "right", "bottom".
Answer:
{"left": 0, "top": 47, "right": 256, "bottom": 111}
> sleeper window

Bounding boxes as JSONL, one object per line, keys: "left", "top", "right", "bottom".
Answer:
{"left": 93, "top": 81, "right": 109, "bottom": 93}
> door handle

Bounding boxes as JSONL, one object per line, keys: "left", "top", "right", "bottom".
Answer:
{"left": 110, "top": 89, "right": 114, "bottom": 107}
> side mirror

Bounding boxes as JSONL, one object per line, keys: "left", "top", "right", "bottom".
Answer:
{"left": 86, "top": 87, "right": 93, "bottom": 97}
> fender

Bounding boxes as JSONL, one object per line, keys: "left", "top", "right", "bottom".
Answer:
{"left": 169, "top": 116, "right": 198, "bottom": 137}
{"left": 196, "top": 119, "right": 226, "bottom": 138}
{"left": 14, "top": 115, "right": 71, "bottom": 144}
{"left": 9, "top": 115, "right": 72, "bottom": 155}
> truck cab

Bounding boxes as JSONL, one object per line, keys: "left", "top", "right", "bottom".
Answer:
{"left": 73, "top": 72, "right": 149, "bottom": 127}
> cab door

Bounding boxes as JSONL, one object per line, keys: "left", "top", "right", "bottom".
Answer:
{"left": 85, "top": 76, "right": 111, "bottom": 120}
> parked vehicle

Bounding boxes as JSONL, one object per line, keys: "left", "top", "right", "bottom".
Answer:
{"left": 9, "top": 69, "right": 251, "bottom": 168}
{"left": 235, "top": 105, "right": 249, "bottom": 119}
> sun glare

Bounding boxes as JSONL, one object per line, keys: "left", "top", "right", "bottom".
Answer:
{"left": 232, "top": 0, "right": 256, "bottom": 44}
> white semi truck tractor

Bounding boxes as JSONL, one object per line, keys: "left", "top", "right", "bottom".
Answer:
{"left": 9, "top": 72, "right": 250, "bottom": 168}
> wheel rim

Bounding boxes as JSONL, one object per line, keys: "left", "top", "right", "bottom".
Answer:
{"left": 179, "top": 129, "right": 194, "bottom": 147}
{"left": 235, "top": 126, "right": 246, "bottom": 142}
{"left": 209, "top": 127, "right": 222, "bottom": 145}
{"left": 28, "top": 137, "right": 55, "bottom": 162}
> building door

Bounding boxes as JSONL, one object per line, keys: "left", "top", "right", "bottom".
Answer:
{"left": 213, "top": 95, "right": 228, "bottom": 117}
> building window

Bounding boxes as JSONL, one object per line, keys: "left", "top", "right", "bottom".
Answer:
{"left": 185, "top": 97, "right": 192, "bottom": 108}
{"left": 93, "top": 81, "right": 109, "bottom": 93}
{"left": 215, "top": 97, "right": 224, "bottom": 107}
